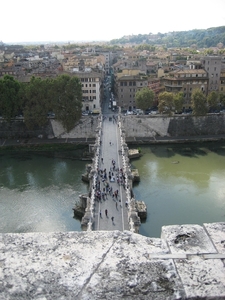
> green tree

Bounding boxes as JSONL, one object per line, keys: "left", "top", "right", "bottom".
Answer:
{"left": 0, "top": 75, "right": 21, "bottom": 121}
{"left": 51, "top": 75, "right": 82, "bottom": 132}
{"left": 207, "top": 91, "right": 220, "bottom": 111}
{"left": 219, "top": 93, "right": 225, "bottom": 108}
{"left": 22, "top": 77, "right": 52, "bottom": 129}
{"left": 173, "top": 92, "right": 184, "bottom": 113}
{"left": 158, "top": 92, "right": 174, "bottom": 116}
{"left": 135, "top": 87, "right": 155, "bottom": 111}
{"left": 191, "top": 89, "right": 207, "bottom": 116}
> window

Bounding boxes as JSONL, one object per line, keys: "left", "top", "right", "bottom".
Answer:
{"left": 93, "top": 96, "right": 96, "bottom": 99}
{"left": 120, "top": 82, "right": 123, "bottom": 86}
{"left": 89, "top": 84, "right": 91, "bottom": 87}
{"left": 124, "top": 82, "right": 127, "bottom": 86}
{"left": 121, "top": 88, "right": 123, "bottom": 92}
{"left": 92, "top": 90, "right": 96, "bottom": 93}
{"left": 85, "top": 84, "right": 88, "bottom": 87}
{"left": 93, "top": 84, "right": 96, "bottom": 87}
{"left": 129, "top": 81, "right": 132, "bottom": 86}
{"left": 85, "top": 78, "right": 88, "bottom": 82}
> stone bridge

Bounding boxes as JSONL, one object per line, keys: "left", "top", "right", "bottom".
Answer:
{"left": 79, "top": 112, "right": 141, "bottom": 233}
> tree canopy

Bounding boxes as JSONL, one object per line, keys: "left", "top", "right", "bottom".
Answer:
{"left": 191, "top": 89, "right": 208, "bottom": 116}
{"left": 51, "top": 75, "right": 82, "bottom": 132}
{"left": 207, "top": 91, "right": 220, "bottom": 112}
{"left": 22, "top": 76, "right": 52, "bottom": 129}
{"left": 0, "top": 75, "right": 83, "bottom": 132}
{"left": 109, "top": 26, "right": 225, "bottom": 48}
{"left": 173, "top": 92, "right": 184, "bottom": 113}
{"left": 0, "top": 75, "right": 21, "bottom": 121}
{"left": 135, "top": 87, "right": 155, "bottom": 111}
{"left": 158, "top": 92, "right": 174, "bottom": 116}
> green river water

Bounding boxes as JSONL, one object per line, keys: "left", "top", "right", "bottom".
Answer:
{"left": 0, "top": 142, "right": 225, "bottom": 237}
{"left": 132, "top": 142, "right": 225, "bottom": 237}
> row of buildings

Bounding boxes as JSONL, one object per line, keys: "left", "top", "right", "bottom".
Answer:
{"left": 113, "top": 54, "right": 225, "bottom": 111}
{"left": 0, "top": 43, "right": 225, "bottom": 112}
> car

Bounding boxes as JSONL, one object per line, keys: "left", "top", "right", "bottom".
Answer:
{"left": 82, "top": 111, "right": 89, "bottom": 116}
{"left": 126, "top": 111, "right": 133, "bottom": 115}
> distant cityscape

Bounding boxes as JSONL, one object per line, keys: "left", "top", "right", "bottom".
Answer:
{"left": 0, "top": 25, "right": 225, "bottom": 114}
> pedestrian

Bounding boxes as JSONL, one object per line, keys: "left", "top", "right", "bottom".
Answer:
{"left": 109, "top": 141, "right": 111, "bottom": 146}
{"left": 105, "top": 209, "right": 108, "bottom": 217}
{"left": 100, "top": 210, "right": 102, "bottom": 218}
{"left": 101, "top": 157, "right": 103, "bottom": 163}
{"left": 111, "top": 216, "right": 114, "bottom": 223}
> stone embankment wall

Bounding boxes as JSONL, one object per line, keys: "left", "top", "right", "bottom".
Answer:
{"left": 1, "top": 222, "right": 225, "bottom": 299}
{"left": 121, "top": 114, "right": 225, "bottom": 141}
{"left": 0, "top": 116, "right": 99, "bottom": 140}
{"left": 1, "top": 114, "right": 225, "bottom": 142}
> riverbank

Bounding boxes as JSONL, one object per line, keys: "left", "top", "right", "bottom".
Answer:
{"left": 0, "top": 139, "right": 94, "bottom": 160}
{"left": 126, "top": 134, "right": 225, "bottom": 145}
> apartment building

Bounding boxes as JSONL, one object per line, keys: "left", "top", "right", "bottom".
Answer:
{"left": 201, "top": 56, "right": 222, "bottom": 93}
{"left": 72, "top": 60, "right": 104, "bottom": 112}
{"left": 115, "top": 74, "right": 148, "bottom": 110}
{"left": 162, "top": 69, "right": 208, "bottom": 108}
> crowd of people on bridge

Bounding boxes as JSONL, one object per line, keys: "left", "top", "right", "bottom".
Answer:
{"left": 93, "top": 157, "right": 127, "bottom": 206}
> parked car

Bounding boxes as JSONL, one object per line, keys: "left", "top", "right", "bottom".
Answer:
{"left": 82, "top": 111, "right": 89, "bottom": 116}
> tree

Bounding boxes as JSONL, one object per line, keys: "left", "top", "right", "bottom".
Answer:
{"left": 207, "top": 91, "right": 220, "bottom": 112}
{"left": 51, "top": 75, "right": 82, "bottom": 132}
{"left": 191, "top": 89, "right": 207, "bottom": 116}
{"left": 22, "top": 76, "right": 52, "bottom": 129}
{"left": 219, "top": 93, "right": 225, "bottom": 108}
{"left": 0, "top": 75, "right": 21, "bottom": 121}
{"left": 135, "top": 87, "right": 155, "bottom": 111}
{"left": 173, "top": 92, "right": 184, "bottom": 113}
{"left": 158, "top": 92, "right": 174, "bottom": 115}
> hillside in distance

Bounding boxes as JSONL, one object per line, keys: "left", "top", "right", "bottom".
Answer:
{"left": 109, "top": 26, "right": 225, "bottom": 48}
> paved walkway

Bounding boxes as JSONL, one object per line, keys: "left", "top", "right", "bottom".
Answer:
{"left": 92, "top": 114, "right": 130, "bottom": 231}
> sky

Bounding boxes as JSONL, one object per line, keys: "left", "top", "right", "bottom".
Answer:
{"left": 1, "top": 0, "right": 225, "bottom": 44}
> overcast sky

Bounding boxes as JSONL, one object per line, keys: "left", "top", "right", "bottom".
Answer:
{"left": 1, "top": 0, "right": 225, "bottom": 44}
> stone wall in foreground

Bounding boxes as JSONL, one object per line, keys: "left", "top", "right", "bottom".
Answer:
{"left": 0, "top": 222, "right": 224, "bottom": 299}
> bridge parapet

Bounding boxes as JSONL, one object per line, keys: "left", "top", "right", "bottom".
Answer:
{"left": 81, "top": 115, "right": 103, "bottom": 231}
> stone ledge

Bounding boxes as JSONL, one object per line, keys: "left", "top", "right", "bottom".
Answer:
{"left": 0, "top": 223, "right": 224, "bottom": 299}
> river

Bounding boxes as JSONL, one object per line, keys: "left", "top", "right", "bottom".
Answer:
{"left": 0, "top": 142, "right": 225, "bottom": 237}
{"left": 132, "top": 142, "right": 225, "bottom": 237}
{"left": 0, "top": 151, "right": 89, "bottom": 233}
